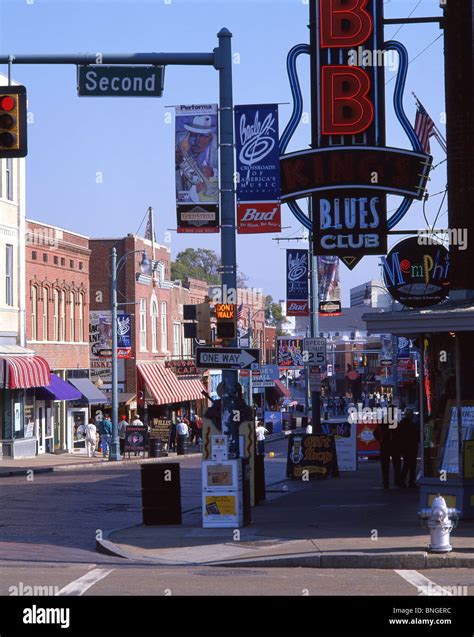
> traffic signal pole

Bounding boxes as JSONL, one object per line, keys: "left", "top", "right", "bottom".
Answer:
{"left": 1, "top": 29, "right": 239, "bottom": 457}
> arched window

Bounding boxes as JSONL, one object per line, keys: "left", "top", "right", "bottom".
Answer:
{"left": 69, "top": 292, "right": 75, "bottom": 341}
{"left": 53, "top": 289, "right": 59, "bottom": 341}
{"left": 59, "top": 290, "right": 65, "bottom": 341}
{"left": 161, "top": 302, "right": 168, "bottom": 352}
{"left": 151, "top": 300, "right": 158, "bottom": 352}
{"left": 42, "top": 287, "right": 49, "bottom": 341}
{"left": 79, "top": 293, "right": 84, "bottom": 342}
{"left": 31, "top": 286, "right": 37, "bottom": 341}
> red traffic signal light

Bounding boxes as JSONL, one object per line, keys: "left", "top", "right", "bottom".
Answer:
{"left": 0, "top": 85, "right": 27, "bottom": 158}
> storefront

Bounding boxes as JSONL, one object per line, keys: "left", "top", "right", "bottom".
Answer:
{"left": 0, "top": 349, "right": 51, "bottom": 458}
{"left": 137, "top": 362, "right": 207, "bottom": 425}
{"left": 66, "top": 377, "right": 108, "bottom": 451}
{"left": 364, "top": 303, "right": 474, "bottom": 518}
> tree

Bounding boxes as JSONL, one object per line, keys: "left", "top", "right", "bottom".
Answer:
{"left": 265, "top": 294, "right": 289, "bottom": 335}
{"left": 171, "top": 248, "right": 248, "bottom": 289}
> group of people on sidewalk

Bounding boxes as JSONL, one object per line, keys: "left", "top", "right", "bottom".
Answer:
{"left": 374, "top": 408, "right": 419, "bottom": 489}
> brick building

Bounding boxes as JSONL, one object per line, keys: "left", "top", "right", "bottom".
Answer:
{"left": 89, "top": 234, "right": 206, "bottom": 425}
{"left": 25, "top": 219, "right": 94, "bottom": 453}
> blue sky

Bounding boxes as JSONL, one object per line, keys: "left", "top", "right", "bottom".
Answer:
{"left": 0, "top": 0, "right": 445, "bottom": 304}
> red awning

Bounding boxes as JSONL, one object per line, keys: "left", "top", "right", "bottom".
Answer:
{"left": 0, "top": 355, "right": 50, "bottom": 389}
{"left": 274, "top": 379, "right": 291, "bottom": 398}
{"left": 137, "top": 363, "right": 206, "bottom": 406}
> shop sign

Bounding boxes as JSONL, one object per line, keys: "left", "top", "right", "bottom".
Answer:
{"left": 286, "top": 434, "right": 339, "bottom": 479}
{"left": 279, "top": 0, "right": 432, "bottom": 269}
{"left": 382, "top": 237, "right": 450, "bottom": 308}
{"left": 165, "top": 359, "right": 198, "bottom": 376}
{"left": 124, "top": 425, "right": 147, "bottom": 454}
{"left": 149, "top": 418, "right": 172, "bottom": 444}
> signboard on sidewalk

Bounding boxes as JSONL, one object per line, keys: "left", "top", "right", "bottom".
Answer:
{"left": 149, "top": 418, "right": 172, "bottom": 446}
{"left": 124, "top": 425, "right": 147, "bottom": 454}
{"left": 286, "top": 434, "right": 339, "bottom": 479}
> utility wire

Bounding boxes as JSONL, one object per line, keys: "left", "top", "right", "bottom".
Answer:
{"left": 385, "top": 33, "right": 443, "bottom": 86}
{"left": 389, "top": 0, "right": 422, "bottom": 40}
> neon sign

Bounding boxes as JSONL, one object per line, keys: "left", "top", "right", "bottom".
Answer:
{"left": 280, "top": 0, "right": 433, "bottom": 269}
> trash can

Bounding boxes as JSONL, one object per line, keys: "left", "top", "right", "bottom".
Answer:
{"left": 254, "top": 453, "right": 266, "bottom": 504}
{"left": 141, "top": 463, "right": 182, "bottom": 525}
{"left": 176, "top": 435, "right": 188, "bottom": 456}
{"left": 148, "top": 438, "right": 167, "bottom": 458}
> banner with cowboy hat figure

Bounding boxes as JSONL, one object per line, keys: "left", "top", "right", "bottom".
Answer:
{"left": 175, "top": 104, "right": 220, "bottom": 233}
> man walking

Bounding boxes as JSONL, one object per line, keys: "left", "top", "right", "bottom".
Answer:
{"left": 85, "top": 418, "right": 97, "bottom": 458}
{"left": 374, "top": 405, "right": 402, "bottom": 489}
{"left": 176, "top": 418, "right": 189, "bottom": 455}
{"left": 99, "top": 414, "right": 112, "bottom": 460}
{"left": 399, "top": 409, "right": 419, "bottom": 488}
{"left": 256, "top": 421, "right": 269, "bottom": 456}
{"left": 118, "top": 415, "right": 128, "bottom": 454}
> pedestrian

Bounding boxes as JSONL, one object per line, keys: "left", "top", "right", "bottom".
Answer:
{"left": 256, "top": 421, "right": 269, "bottom": 455}
{"left": 374, "top": 405, "right": 402, "bottom": 489}
{"left": 305, "top": 422, "right": 313, "bottom": 434}
{"left": 98, "top": 413, "right": 112, "bottom": 460}
{"left": 85, "top": 418, "right": 97, "bottom": 458}
{"left": 399, "top": 409, "right": 419, "bottom": 488}
{"left": 169, "top": 416, "right": 177, "bottom": 452}
{"left": 188, "top": 413, "right": 197, "bottom": 445}
{"left": 196, "top": 414, "right": 203, "bottom": 451}
{"left": 118, "top": 415, "right": 128, "bottom": 454}
{"left": 176, "top": 418, "right": 189, "bottom": 454}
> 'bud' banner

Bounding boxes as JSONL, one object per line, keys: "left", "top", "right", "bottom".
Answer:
{"left": 235, "top": 104, "right": 281, "bottom": 234}
{"left": 286, "top": 249, "right": 309, "bottom": 316}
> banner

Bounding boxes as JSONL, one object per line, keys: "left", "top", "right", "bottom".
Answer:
{"left": 380, "top": 334, "right": 393, "bottom": 365}
{"left": 117, "top": 313, "right": 132, "bottom": 359}
{"left": 286, "top": 249, "right": 309, "bottom": 316}
{"left": 235, "top": 104, "right": 281, "bottom": 234}
{"left": 175, "top": 104, "right": 219, "bottom": 233}
{"left": 318, "top": 256, "right": 341, "bottom": 315}
{"left": 397, "top": 336, "right": 410, "bottom": 360}
{"left": 277, "top": 338, "right": 304, "bottom": 368}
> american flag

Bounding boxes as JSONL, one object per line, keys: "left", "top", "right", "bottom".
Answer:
{"left": 414, "top": 102, "right": 435, "bottom": 154}
{"left": 237, "top": 303, "right": 244, "bottom": 320}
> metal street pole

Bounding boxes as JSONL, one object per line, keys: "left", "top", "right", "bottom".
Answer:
{"left": 110, "top": 246, "right": 121, "bottom": 461}
{"left": 308, "top": 202, "right": 321, "bottom": 431}
{"left": 216, "top": 28, "right": 239, "bottom": 458}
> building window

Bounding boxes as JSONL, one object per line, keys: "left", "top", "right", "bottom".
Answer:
{"left": 173, "top": 322, "right": 181, "bottom": 356}
{"left": 79, "top": 293, "right": 84, "bottom": 342}
{"left": 161, "top": 302, "right": 168, "bottom": 352}
{"left": 32, "top": 251, "right": 37, "bottom": 260}
{"left": 6, "top": 158, "right": 13, "bottom": 201}
{"left": 69, "top": 292, "right": 75, "bottom": 341}
{"left": 70, "top": 260, "right": 74, "bottom": 269}
{"left": 79, "top": 262, "right": 83, "bottom": 270}
{"left": 139, "top": 298, "right": 147, "bottom": 351}
{"left": 31, "top": 286, "right": 37, "bottom": 341}
{"left": 53, "top": 289, "right": 59, "bottom": 341}
{"left": 43, "top": 253, "right": 48, "bottom": 263}
{"left": 61, "top": 258, "right": 65, "bottom": 266}
{"left": 59, "top": 290, "right": 65, "bottom": 341}
{"left": 54, "top": 256, "right": 58, "bottom": 265}
{"left": 5, "top": 244, "right": 13, "bottom": 306}
{"left": 151, "top": 300, "right": 158, "bottom": 353}
{"left": 42, "top": 287, "right": 49, "bottom": 341}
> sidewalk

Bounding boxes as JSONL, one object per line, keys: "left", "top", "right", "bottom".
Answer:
{"left": 98, "top": 457, "right": 474, "bottom": 569}
{"left": 0, "top": 430, "right": 290, "bottom": 477}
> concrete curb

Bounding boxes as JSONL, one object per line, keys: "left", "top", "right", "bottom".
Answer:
{"left": 0, "top": 452, "right": 202, "bottom": 478}
{"left": 96, "top": 527, "right": 474, "bottom": 569}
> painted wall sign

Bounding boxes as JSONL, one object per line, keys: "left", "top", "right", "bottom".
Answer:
{"left": 279, "top": 0, "right": 433, "bottom": 270}
{"left": 235, "top": 104, "right": 281, "bottom": 234}
{"left": 286, "top": 249, "right": 309, "bottom": 316}
{"left": 382, "top": 237, "right": 450, "bottom": 308}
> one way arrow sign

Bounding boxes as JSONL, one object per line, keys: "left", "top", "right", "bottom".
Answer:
{"left": 196, "top": 347, "right": 260, "bottom": 370}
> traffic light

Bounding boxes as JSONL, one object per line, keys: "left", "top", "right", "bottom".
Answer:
{"left": 183, "top": 303, "right": 212, "bottom": 342}
{"left": 215, "top": 303, "right": 237, "bottom": 341}
{"left": 0, "top": 85, "right": 27, "bottom": 158}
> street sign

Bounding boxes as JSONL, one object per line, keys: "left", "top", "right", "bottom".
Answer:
{"left": 77, "top": 65, "right": 165, "bottom": 97}
{"left": 303, "top": 338, "right": 327, "bottom": 365}
{"left": 196, "top": 347, "right": 260, "bottom": 370}
{"left": 309, "top": 367, "right": 321, "bottom": 392}
{"left": 252, "top": 379, "right": 275, "bottom": 388}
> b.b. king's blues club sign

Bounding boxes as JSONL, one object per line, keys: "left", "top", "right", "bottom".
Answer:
{"left": 279, "top": 0, "right": 432, "bottom": 269}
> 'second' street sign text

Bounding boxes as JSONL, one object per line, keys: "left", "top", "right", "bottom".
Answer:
{"left": 196, "top": 347, "right": 260, "bottom": 370}
{"left": 78, "top": 65, "right": 165, "bottom": 97}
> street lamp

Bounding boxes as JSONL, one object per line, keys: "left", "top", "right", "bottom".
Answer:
{"left": 109, "top": 247, "right": 151, "bottom": 462}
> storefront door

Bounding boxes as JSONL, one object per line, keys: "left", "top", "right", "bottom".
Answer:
{"left": 35, "top": 400, "right": 46, "bottom": 454}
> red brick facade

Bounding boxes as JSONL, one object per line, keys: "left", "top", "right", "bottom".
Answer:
{"left": 25, "top": 220, "right": 90, "bottom": 370}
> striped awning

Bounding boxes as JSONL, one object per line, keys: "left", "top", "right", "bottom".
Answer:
{"left": 137, "top": 363, "right": 206, "bottom": 406}
{"left": 0, "top": 355, "right": 50, "bottom": 389}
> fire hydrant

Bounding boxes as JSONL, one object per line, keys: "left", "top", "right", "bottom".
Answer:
{"left": 418, "top": 495, "right": 461, "bottom": 553}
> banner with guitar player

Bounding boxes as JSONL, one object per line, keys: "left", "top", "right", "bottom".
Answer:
{"left": 175, "top": 104, "right": 220, "bottom": 233}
